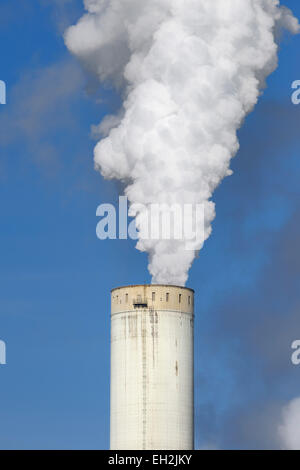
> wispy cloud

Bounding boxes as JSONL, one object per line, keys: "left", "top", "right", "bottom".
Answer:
{"left": 38, "top": 0, "right": 83, "bottom": 33}
{"left": 0, "top": 59, "right": 84, "bottom": 173}
{"left": 278, "top": 397, "right": 300, "bottom": 450}
{"left": 195, "top": 199, "right": 300, "bottom": 449}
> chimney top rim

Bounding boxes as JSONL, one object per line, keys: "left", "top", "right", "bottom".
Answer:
{"left": 111, "top": 284, "right": 194, "bottom": 293}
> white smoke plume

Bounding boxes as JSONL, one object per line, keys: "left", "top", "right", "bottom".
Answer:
{"left": 278, "top": 397, "right": 300, "bottom": 450}
{"left": 65, "top": 0, "right": 299, "bottom": 286}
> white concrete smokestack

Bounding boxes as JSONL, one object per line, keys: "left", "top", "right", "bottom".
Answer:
{"left": 110, "top": 284, "right": 194, "bottom": 450}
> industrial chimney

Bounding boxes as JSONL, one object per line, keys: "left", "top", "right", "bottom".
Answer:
{"left": 110, "top": 284, "right": 194, "bottom": 450}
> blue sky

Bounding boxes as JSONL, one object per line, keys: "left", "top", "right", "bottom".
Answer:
{"left": 0, "top": 0, "right": 300, "bottom": 449}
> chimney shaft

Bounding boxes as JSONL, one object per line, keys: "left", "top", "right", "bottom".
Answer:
{"left": 110, "top": 284, "right": 194, "bottom": 450}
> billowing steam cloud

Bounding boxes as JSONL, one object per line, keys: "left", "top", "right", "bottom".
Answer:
{"left": 65, "top": 0, "right": 298, "bottom": 286}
